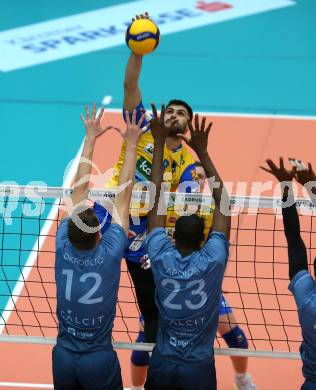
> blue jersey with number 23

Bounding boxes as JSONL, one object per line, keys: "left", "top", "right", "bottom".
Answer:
{"left": 146, "top": 228, "right": 229, "bottom": 362}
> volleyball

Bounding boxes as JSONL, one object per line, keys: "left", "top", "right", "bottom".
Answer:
{"left": 125, "top": 18, "right": 160, "bottom": 55}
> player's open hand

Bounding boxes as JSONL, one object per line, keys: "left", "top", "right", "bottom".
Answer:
{"left": 291, "top": 159, "right": 316, "bottom": 187}
{"left": 150, "top": 102, "right": 169, "bottom": 142}
{"left": 117, "top": 109, "right": 145, "bottom": 148}
{"left": 177, "top": 113, "right": 212, "bottom": 156}
{"left": 80, "top": 104, "right": 112, "bottom": 141}
{"left": 132, "top": 12, "right": 150, "bottom": 21}
{"left": 260, "top": 158, "right": 297, "bottom": 182}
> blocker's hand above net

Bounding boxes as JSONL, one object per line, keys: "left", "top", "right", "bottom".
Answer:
{"left": 150, "top": 102, "right": 170, "bottom": 142}
{"left": 80, "top": 103, "right": 113, "bottom": 141}
{"left": 292, "top": 160, "right": 316, "bottom": 187}
{"left": 260, "top": 157, "right": 297, "bottom": 182}
{"left": 177, "top": 113, "right": 212, "bottom": 157}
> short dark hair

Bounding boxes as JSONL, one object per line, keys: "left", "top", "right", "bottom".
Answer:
{"left": 166, "top": 99, "right": 193, "bottom": 121}
{"left": 68, "top": 207, "right": 100, "bottom": 250}
{"left": 174, "top": 214, "right": 205, "bottom": 250}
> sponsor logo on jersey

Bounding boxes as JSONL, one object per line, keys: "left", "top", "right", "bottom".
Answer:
{"left": 68, "top": 327, "right": 76, "bottom": 336}
{"left": 169, "top": 336, "right": 177, "bottom": 347}
{"left": 169, "top": 317, "right": 206, "bottom": 327}
{"left": 168, "top": 216, "right": 177, "bottom": 224}
{"left": 129, "top": 232, "right": 146, "bottom": 252}
{"left": 67, "top": 327, "right": 94, "bottom": 338}
{"left": 135, "top": 171, "right": 149, "bottom": 182}
{"left": 61, "top": 310, "right": 105, "bottom": 327}
{"left": 144, "top": 143, "right": 154, "bottom": 156}
{"left": 136, "top": 157, "right": 152, "bottom": 180}
{"left": 169, "top": 336, "right": 189, "bottom": 348}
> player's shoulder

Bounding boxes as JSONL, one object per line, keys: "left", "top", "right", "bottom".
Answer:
{"left": 145, "top": 228, "right": 174, "bottom": 258}
{"left": 206, "top": 231, "right": 230, "bottom": 247}
{"left": 101, "top": 223, "right": 128, "bottom": 246}
{"left": 58, "top": 216, "right": 70, "bottom": 228}
{"left": 290, "top": 270, "right": 312, "bottom": 285}
{"left": 56, "top": 217, "right": 70, "bottom": 247}
{"left": 289, "top": 270, "right": 315, "bottom": 294}
{"left": 146, "top": 227, "right": 168, "bottom": 243}
{"left": 288, "top": 270, "right": 316, "bottom": 312}
{"left": 201, "top": 231, "right": 229, "bottom": 262}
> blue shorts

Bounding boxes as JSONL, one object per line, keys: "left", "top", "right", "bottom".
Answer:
{"left": 145, "top": 347, "right": 216, "bottom": 390}
{"left": 52, "top": 345, "right": 123, "bottom": 390}
{"left": 218, "top": 294, "right": 232, "bottom": 316}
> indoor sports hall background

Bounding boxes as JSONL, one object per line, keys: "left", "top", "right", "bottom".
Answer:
{"left": 1, "top": 0, "right": 316, "bottom": 389}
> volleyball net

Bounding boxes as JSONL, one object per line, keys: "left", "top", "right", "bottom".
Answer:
{"left": 1, "top": 184, "right": 315, "bottom": 359}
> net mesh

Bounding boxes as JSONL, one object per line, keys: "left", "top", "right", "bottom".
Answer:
{"left": 0, "top": 185, "right": 315, "bottom": 355}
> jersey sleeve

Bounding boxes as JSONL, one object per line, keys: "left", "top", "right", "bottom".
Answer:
{"left": 56, "top": 218, "right": 69, "bottom": 249}
{"left": 200, "top": 231, "right": 229, "bottom": 266}
{"left": 93, "top": 202, "right": 112, "bottom": 234}
{"left": 145, "top": 227, "right": 174, "bottom": 261}
{"left": 101, "top": 223, "right": 128, "bottom": 261}
{"left": 123, "top": 101, "right": 150, "bottom": 128}
{"left": 177, "top": 163, "right": 199, "bottom": 193}
{"left": 288, "top": 270, "right": 315, "bottom": 309}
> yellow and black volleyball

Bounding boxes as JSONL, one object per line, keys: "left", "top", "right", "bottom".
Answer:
{"left": 126, "top": 18, "right": 160, "bottom": 55}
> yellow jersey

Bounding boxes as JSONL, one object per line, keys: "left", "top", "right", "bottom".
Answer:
{"left": 97, "top": 101, "right": 199, "bottom": 262}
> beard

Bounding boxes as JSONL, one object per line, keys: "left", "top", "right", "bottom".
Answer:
{"left": 166, "top": 124, "right": 185, "bottom": 137}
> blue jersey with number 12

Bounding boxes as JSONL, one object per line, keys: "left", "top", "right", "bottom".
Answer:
{"left": 55, "top": 217, "right": 128, "bottom": 352}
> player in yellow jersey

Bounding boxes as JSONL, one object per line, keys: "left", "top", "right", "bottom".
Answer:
{"left": 93, "top": 12, "right": 198, "bottom": 345}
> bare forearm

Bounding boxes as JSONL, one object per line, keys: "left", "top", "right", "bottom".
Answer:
{"left": 124, "top": 53, "right": 142, "bottom": 87}
{"left": 148, "top": 140, "right": 165, "bottom": 231}
{"left": 282, "top": 200, "right": 308, "bottom": 280}
{"left": 198, "top": 150, "right": 230, "bottom": 237}
{"left": 197, "top": 151, "right": 227, "bottom": 205}
{"left": 72, "top": 138, "right": 95, "bottom": 203}
{"left": 114, "top": 144, "right": 137, "bottom": 207}
{"left": 124, "top": 53, "right": 142, "bottom": 110}
{"left": 276, "top": 184, "right": 308, "bottom": 280}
